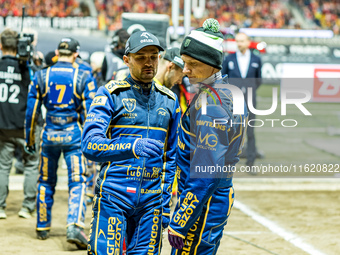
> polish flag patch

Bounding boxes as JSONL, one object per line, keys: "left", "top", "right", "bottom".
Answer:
{"left": 127, "top": 187, "right": 136, "bottom": 193}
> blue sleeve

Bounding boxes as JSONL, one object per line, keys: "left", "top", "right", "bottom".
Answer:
{"left": 81, "top": 75, "right": 98, "bottom": 117}
{"left": 86, "top": 69, "right": 98, "bottom": 88}
{"left": 161, "top": 99, "right": 181, "bottom": 219}
{"left": 25, "top": 72, "right": 42, "bottom": 146}
{"left": 81, "top": 86, "right": 138, "bottom": 162}
{"left": 169, "top": 105, "right": 230, "bottom": 238}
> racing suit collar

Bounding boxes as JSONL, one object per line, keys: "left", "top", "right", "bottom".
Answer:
{"left": 126, "top": 75, "right": 154, "bottom": 96}
{"left": 56, "top": 61, "right": 74, "bottom": 66}
{"left": 200, "top": 71, "right": 222, "bottom": 86}
{"left": 191, "top": 71, "right": 223, "bottom": 111}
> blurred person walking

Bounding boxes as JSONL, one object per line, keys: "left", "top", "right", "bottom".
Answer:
{"left": 0, "top": 28, "right": 39, "bottom": 219}
{"left": 222, "top": 32, "right": 263, "bottom": 168}
{"left": 25, "top": 37, "right": 97, "bottom": 248}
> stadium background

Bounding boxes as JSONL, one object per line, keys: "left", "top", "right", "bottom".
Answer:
{"left": 1, "top": 0, "right": 339, "bottom": 254}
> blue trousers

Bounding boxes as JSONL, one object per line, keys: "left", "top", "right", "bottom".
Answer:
{"left": 36, "top": 144, "right": 87, "bottom": 230}
{"left": 88, "top": 191, "right": 163, "bottom": 255}
{"left": 171, "top": 187, "right": 234, "bottom": 255}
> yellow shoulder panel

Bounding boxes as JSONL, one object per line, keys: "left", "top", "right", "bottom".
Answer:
{"left": 154, "top": 82, "right": 176, "bottom": 101}
{"left": 105, "top": 80, "right": 131, "bottom": 94}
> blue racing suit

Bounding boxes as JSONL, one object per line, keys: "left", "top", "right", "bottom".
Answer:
{"left": 81, "top": 75, "right": 181, "bottom": 255}
{"left": 74, "top": 57, "right": 98, "bottom": 202}
{"left": 74, "top": 57, "right": 96, "bottom": 87}
{"left": 25, "top": 61, "right": 97, "bottom": 231}
{"left": 168, "top": 74, "right": 248, "bottom": 254}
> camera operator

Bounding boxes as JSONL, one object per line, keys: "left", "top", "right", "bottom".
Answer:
{"left": 14, "top": 28, "right": 44, "bottom": 175}
{"left": 0, "top": 28, "right": 39, "bottom": 219}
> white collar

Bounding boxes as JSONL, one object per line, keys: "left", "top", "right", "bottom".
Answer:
{"left": 201, "top": 71, "right": 222, "bottom": 85}
{"left": 236, "top": 49, "right": 250, "bottom": 57}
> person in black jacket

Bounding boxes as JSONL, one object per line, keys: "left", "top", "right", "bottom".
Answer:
{"left": 222, "top": 32, "right": 263, "bottom": 168}
{"left": 0, "top": 28, "right": 39, "bottom": 219}
{"left": 102, "top": 28, "right": 130, "bottom": 82}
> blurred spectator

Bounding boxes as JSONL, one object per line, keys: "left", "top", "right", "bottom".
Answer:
{"left": 95, "top": 0, "right": 293, "bottom": 30}
{"left": 296, "top": 0, "right": 340, "bottom": 34}
{"left": 11, "top": 0, "right": 340, "bottom": 33}
{"left": 0, "top": 0, "right": 295, "bottom": 31}
{"left": 0, "top": 0, "right": 86, "bottom": 17}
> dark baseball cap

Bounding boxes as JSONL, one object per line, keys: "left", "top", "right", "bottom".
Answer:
{"left": 125, "top": 31, "right": 164, "bottom": 55}
{"left": 58, "top": 37, "right": 79, "bottom": 53}
{"left": 163, "top": 47, "right": 184, "bottom": 69}
{"left": 45, "top": 51, "right": 58, "bottom": 66}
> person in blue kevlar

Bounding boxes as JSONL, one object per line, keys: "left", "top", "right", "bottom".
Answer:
{"left": 82, "top": 31, "right": 181, "bottom": 255}
{"left": 167, "top": 19, "right": 248, "bottom": 255}
{"left": 25, "top": 37, "right": 97, "bottom": 248}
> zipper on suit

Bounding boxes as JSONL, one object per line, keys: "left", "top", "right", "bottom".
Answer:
{"left": 137, "top": 102, "right": 150, "bottom": 204}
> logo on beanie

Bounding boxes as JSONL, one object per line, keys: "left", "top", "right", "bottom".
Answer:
{"left": 184, "top": 39, "right": 191, "bottom": 47}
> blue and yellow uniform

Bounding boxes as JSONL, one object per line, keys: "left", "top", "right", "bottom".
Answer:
{"left": 74, "top": 57, "right": 97, "bottom": 86}
{"left": 25, "top": 61, "right": 97, "bottom": 231}
{"left": 73, "top": 57, "right": 98, "bottom": 203}
{"left": 81, "top": 75, "right": 181, "bottom": 255}
{"left": 169, "top": 76, "right": 248, "bottom": 255}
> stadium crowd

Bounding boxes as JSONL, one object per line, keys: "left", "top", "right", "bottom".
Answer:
{"left": 4, "top": 0, "right": 340, "bottom": 32}
{"left": 0, "top": 0, "right": 88, "bottom": 17}
{"left": 96, "top": 0, "right": 295, "bottom": 30}
{"left": 295, "top": 0, "right": 340, "bottom": 34}
{"left": 1, "top": 0, "right": 296, "bottom": 30}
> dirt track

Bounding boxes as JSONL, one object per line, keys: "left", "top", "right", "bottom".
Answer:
{"left": 1, "top": 181, "right": 339, "bottom": 255}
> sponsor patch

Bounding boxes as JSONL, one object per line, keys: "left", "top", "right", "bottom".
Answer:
{"left": 91, "top": 96, "right": 107, "bottom": 106}
{"left": 122, "top": 98, "right": 136, "bottom": 112}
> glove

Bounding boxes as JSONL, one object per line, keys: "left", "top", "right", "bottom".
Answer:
{"left": 134, "top": 138, "right": 163, "bottom": 158}
{"left": 162, "top": 214, "right": 170, "bottom": 229}
{"left": 25, "top": 144, "right": 36, "bottom": 155}
{"left": 168, "top": 229, "right": 184, "bottom": 250}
